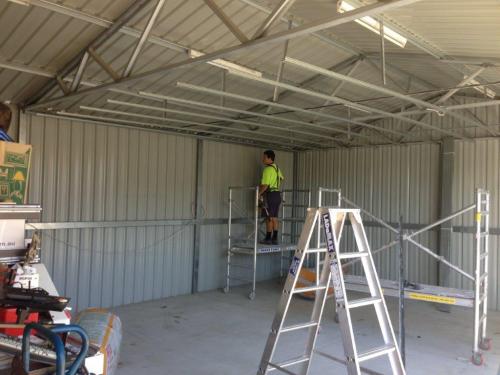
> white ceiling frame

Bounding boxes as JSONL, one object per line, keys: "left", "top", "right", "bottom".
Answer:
{"left": 105, "top": 99, "right": 338, "bottom": 144}
{"left": 134, "top": 90, "right": 373, "bottom": 143}
{"left": 77, "top": 105, "right": 323, "bottom": 148}
{"left": 285, "top": 57, "right": 490, "bottom": 137}
{"left": 226, "top": 70, "right": 466, "bottom": 140}
{"left": 173, "top": 82, "right": 403, "bottom": 139}
{"left": 53, "top": 110, "right": 299, "bottom": 149}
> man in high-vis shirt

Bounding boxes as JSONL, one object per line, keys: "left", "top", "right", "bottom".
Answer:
{"left": 259, "top": 150, "right": 284, "bottom": 245}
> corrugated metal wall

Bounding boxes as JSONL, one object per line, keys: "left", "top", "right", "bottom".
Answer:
{"left": 20, "top": 114, "right": 293, "bottom": 309}
{"left": 297, "top": 144, "right": 441, "bottom": 284}
{"left": 452, "top": 138, "right": 500, "bottom": 310}
{"left": 20, "top": 105, "right": 500, "bottom": 311}
{"left": 22, "top": 114, "right": 197, "bottom": 311}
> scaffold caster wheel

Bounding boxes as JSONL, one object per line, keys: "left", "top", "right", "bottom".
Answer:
{"left": 249, "top": 291, "right": 256, "bottom": 300}
{"left": 223, "top": 286, "right": 230, "bottom": 294}
{"left": 471, "top": 352, "right": 484, "bottom": 366}
{"left": 479, "top": 338, "right": 492, "bottom": 351}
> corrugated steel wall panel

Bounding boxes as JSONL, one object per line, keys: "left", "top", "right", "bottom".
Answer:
{"left": 21, "top": 113, "right": 196, "bottom": 311}
{"left": 297, "top": 144, "right": 440, "bottom": 284}
{"left": 21, "top": 113, "right": 295, "bottom": 307}
{"left": 198, "top": 141, "right": 293, "bottom": 291}
{"left": 453, "top": 138, "right": 500, "bottom": 310}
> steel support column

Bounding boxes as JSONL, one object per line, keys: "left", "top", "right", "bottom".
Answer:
{"left": 192, "top": 139, "right": 203, "bottom": 293}
{"left": 437, "top": 138, "right": 454, "bottom": 312}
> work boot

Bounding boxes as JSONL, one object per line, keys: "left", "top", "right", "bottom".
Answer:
{"left": 272, "top": 231, "right": 279, "bottom": 245}
{"left": 260, "top": 232, "right": 272, "bottom": 245}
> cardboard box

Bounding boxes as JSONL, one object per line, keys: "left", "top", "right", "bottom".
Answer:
{"left": 0, "top": 141, "right": 31, "bottom": 205}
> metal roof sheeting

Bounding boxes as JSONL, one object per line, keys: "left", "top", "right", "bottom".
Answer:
{"left": 1, "top": 0, "right": 500, "bottom": 149}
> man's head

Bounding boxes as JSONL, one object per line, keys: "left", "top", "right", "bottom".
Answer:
{"left": 0, "top": 103, "right": 11, "bottom": 132}
{"left": 262, "top": 149, "right": 275, "bottom": 165}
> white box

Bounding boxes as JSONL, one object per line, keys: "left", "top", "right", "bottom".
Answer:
{"left": 0, "top": 219, "right": 24, "bottom": 250}
{"left": 13, "top": 273, "right": 39, "bottom": 289}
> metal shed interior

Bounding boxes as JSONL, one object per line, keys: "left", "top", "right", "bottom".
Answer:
{"left": 1, "top": 0, "right": 500, "bottom": 373}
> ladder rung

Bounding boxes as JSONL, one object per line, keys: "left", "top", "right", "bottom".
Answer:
{"left": 480, "top": 252, "right": 489, "bottom": 260}
{"left": 358, "top": 344, "right": 395, "bottom": 363}
{"left": 229, "top": 264, "right": 253, "bottom": 269}
{"left": 231, "top": 245, "right": 253, "bottom": 250}
{"left": 347, "top": 297, "right": 382, "bottom": 309}
{"left": 479, "top": 232, "right": 489, "bottom": 238}
{"left": 479, "top": 272, "right": 488, "bottom": 282}
{"left": 228, "top": 276, "right": 253, "bottom": 283}
{"left": 280, "top": 321, "right": 318, "bottom": 333}
{"left": 307, "top": 248, "right": 327, "bottom": 254}
{"left": 338, "top": 252, "right": 369, "bottom": 260}
{"left": 480, "top": 211, "right": 489, "bottom": 215}
{"left": 293, "top": 285, "right": 328, "bottom": 294}
{"left": 268, "top": 355, "right": 310, "bottom": 371}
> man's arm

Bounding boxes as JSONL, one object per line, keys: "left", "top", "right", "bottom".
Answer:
{"left": 259, "top": 166, "right": 272, "bottom": 196}
{"left": 259, "top": 184, "right": 268, "bottom": 196}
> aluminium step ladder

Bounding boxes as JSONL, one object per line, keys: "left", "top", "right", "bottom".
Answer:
{"left": 257, "top": 207, "right": 405, "bottom": 375}
{"left": 472, "top": 189, "right": 491, "bottom": 365}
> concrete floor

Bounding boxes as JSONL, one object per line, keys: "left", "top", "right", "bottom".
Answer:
{"left": 113, "top": 280, "right": 500, "bottom": 375}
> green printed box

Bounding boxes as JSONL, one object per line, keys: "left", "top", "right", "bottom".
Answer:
{"left": 0, "top": 141, "right": 31, "bottom": 205}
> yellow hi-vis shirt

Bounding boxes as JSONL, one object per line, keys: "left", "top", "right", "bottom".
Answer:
{"left": 261, "top": 164, "right": 284, "bottom": 192}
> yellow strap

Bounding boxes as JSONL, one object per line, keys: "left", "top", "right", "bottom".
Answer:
{"left": 408, "top": 292, "right": 456, "bottom": 305}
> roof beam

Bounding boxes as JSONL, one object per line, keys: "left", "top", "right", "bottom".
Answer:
{"left": 105, "top": 99, "right": 332, "bottom": 144}
{"left": 0, "top": 56, "right": 162, "bottom": 103}
{"left": 252, "top": 0, "right": 297, "bottom": 39}
{"left": 366, "top": 52, "right": 500, "bottom": 67}
{"left": 285, "top": 57, "right": 486, "bottom": 138}
{"left": 123, "top": 0, "right": 166, "bottom": 77}
{"left": 87, "top": 47, "right": 121, "bottom": 81}
{"left": 26, "top": 0, "right": 154, "bottom": 106}
{"left": 70, "top": 51, "right": 90, "bottom": 92}
{"left": 271, "top": 19, "right": 293, "bottom": 105}
{"left": 437, "top": 68, "right": 486, "bottom": 104}
{"left": 397, "top": 67, "right": 497, "bottom": 140}
{"left": 204, "top": 0, "right": 249, "bottom": 43}
{"left": 174, "top": 82, "right": 404, "bottom": 139}
{"left": 36, "top": 112, "right": 299, "bottom": 150}
{"left": 138, "top": 89, "right": 373, "bottom": 141}
{"left": 314, "top": 58, "right": 362, "bottom": 117}
{"left": 58, "top": 110, "right": 301, "bottom": 149}
{"left": 227, "top": 69, "right": 466, "bottom": 139}
{"left": 27, "top": 0, "right": 423, "bottom": 111}
{"left": 78, "top": 105, "right": 322, "bottom": 147}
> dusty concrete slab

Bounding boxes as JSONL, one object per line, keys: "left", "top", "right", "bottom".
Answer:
{"left": 113, "top": 280, "right": 500, "bottom": 374}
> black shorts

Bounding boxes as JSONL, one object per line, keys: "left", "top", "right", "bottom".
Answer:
{"left": 262, "top": 191, "right": 282, "bottom": 218}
